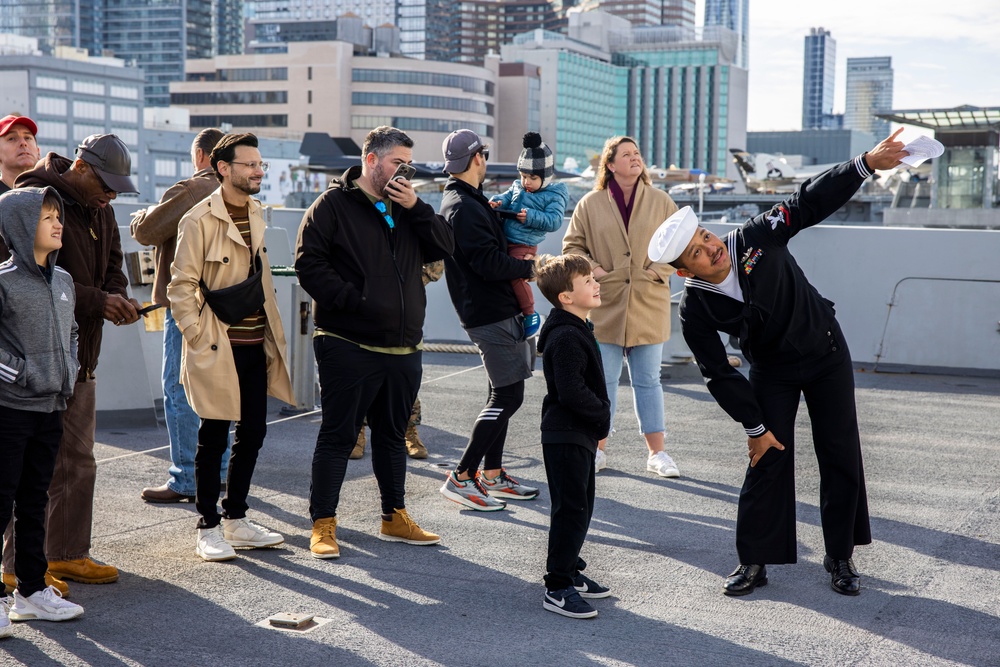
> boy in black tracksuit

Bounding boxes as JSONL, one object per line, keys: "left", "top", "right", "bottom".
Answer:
{"left": 535, "top": 254, "right": 611, "bottom": 619}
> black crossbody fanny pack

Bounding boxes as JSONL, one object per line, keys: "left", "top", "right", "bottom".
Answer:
{"left": 199, "top": 252, "right": 265, "bottom": 325}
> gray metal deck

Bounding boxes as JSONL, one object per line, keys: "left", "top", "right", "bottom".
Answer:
{"left": 2, "top": 353, "right": 998, "bottom": 666}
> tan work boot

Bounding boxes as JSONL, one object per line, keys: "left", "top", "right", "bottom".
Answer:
{"left": 378, "top": 508, "right": 440, "bottom": 545}
{"left": 350, "top": 428, "right": 366, "bottom": 459}
{"left": 404, "top": 423, "right": 428, "bottom": 459}
{"left": 2, "top": 571, "right": 70, "bottom": 597}
{"left": 310, "top": 517, "right": 340, "bottom": 559}
{"left": 47, "top": 558, "right": 119, "bottom": 584}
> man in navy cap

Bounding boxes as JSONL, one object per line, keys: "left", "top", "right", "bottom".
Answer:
{"left": 648, "top": 130, "right": 908, "bottom": 598}
{"left": 1, "top": 134, "right": 142, "bottom": 589}
{"left": 0, "top": 115, "right": 40, "bottom": 193}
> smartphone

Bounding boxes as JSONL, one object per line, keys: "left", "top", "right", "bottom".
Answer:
{"left": 496, "top": 209, "right": 521, "bottom": 220}
{"left": 136, "top": 303, "right": 164, "bottom": 317}
{"left": 389, "top": 163, "right": 416, "bottom": 183}
{"left": 268, "top": 612, "right": 315, "bottom": 629}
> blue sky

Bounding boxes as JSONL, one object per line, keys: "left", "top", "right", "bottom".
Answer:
{"left": 696, "top": 0, "right": 1000, "bottom": 132}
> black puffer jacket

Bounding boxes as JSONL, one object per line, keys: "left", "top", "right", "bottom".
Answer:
{"left": 537, "top": 308, "right": 611, "bottom": 452}
{"left": 294, "top": 166, "right": 454, "bottom": 347}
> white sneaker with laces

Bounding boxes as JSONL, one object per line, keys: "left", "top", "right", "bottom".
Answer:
{"left": 0, "top": 596, "right": 12, "bottom": 637}
{"left": 647, "top": 451, "right": 680, "bottom": 478}
{"left": 8, "top": 586, "right": 84, "bottom": 622}
{"left": 594, "top": 449, "right": 607, "bottom": 472}
{"left": 222, "top": 517, "right": 284, "bottom": 548}
{"left": 196, "top": 525, "right": 237, "bottom": 561}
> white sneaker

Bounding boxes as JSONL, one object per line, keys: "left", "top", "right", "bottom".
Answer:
{"left": 8, "top": 586, "right": 84, "bottom": 622}
{"left": 196, "top": 525, "right": 237, "bottom": 561}
{"left": 222, "top": 517, "right": 284, "bottom": 548}
{"left": 0, "top": 596, "right": 12, "bottom": 637}
{"left": 647, "top": 451, "right": 680, "bottom": 478}
{"left": 594, "top": 449, "right": 607, "bottom": 472}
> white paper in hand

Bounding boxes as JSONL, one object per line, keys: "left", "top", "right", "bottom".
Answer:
{"left": 900, "top": 136, "right": 944, "bottom": 167}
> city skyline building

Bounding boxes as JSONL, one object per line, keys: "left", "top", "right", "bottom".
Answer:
{"left": 845, "top": 56, "right": 893, "bottom": 138}
{"left": 0, "top": 0, "right": 103, "bottom": 55}
{"left": 802, "top": 26, "right": 836, "bottom": 130}
{"left": 703, "top": 0, "right": 747, "bottom": 68}
{"left": 661, "top": 0, "right": 695, "bottom": 27}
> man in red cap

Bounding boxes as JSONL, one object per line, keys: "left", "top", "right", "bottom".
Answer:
{"left": 0, "top": 134, "right": 142, "bottom": 591}
{"left": 0, "top": 115, "right": 40, "bottom": 193}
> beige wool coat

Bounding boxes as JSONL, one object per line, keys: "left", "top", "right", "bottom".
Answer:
{"left": 563, "top": 181, "right": 678, "bottom": 347}
{"left": 167, "top": 188, "right": 294, "bottom": 420}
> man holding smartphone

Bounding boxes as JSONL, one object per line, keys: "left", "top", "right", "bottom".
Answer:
{"left": 295, "top": 126, "right": 454, "bottom": 559}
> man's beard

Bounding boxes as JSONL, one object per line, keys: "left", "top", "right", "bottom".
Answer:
{"left": 233, "top": 173, "right": 260, "bottom": 195}
{"left": 371, "top": 162, "right": 390, "bottom": 196}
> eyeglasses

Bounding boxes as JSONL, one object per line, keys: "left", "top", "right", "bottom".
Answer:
{"left": 227, "top": 160, "right": 270, "bottom": 173}
{"left": 479, "top": 147, "right": 490, "bottom": 161}
{"left": 374, "top": 200, "right": 394, "bottom": 229}
{"left": 92, "top": 170, "right": 116, "bottom": 196}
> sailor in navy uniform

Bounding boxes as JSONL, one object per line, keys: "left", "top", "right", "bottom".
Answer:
{"left": 648, "top": 130, "right": 908, "bottom": 597}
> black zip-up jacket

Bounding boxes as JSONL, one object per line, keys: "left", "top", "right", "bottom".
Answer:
{"left": 537, "top": 308, "right": 611, "bottom": 452}
{"left": 294, "top": 166, "right": 454, "bottom": 347}
{"left": 679, "top": 154, "right": 875, "bottom": 436}
{"left": 440, "top": 177, "right": 534, "bottom": 329}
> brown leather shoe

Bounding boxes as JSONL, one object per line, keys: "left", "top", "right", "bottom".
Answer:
{"left": 310, "top": 517, "right": 340, "bottom": 559}
{"left": 48, "top": 558, "right": 119, "bottom": 584}
{"left": 405, "top": 423, "right": 428, "bottom": 459}
{"left": 350, "top": 428, "right": 366, "bottom": 459}
{"left": 2, "top": 571, "right": 70, "bottom": 597}
{"left": 141, "top": 483, "right": 194, "bottom": 503}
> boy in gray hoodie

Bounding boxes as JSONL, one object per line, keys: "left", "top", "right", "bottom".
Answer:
{"left": 0, "top": 186, "right": 84, "bottom": 636}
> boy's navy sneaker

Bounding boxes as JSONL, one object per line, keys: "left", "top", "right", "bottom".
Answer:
{"left": 523, "top": 312, "right": 541, "bottom": 338}
{"left": 543, "top": 586, "right": 598, "bottom": 619}
{"left": 573, "top": 573, "right": 611, "bottom": 599}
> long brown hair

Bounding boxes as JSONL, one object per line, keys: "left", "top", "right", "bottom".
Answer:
{"left": 594, "top": 136, "right": 650, "bottom": 191}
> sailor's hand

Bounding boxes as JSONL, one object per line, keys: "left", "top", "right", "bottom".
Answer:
{"left": 747, "top": 431, "right": 785, "bottom": 467}
{"left": 865, "top": 128, "right": 908, "bottom": 170}
{"left": 384, "top": 177, "right": 418, "bottom": 209}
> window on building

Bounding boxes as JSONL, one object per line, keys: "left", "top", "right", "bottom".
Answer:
{"left": 36, "top": 76, "right": 67, "bottom": 91}
{"left": 155, "top": 159, "right": 177, "bottom": 178}
{"left": 36, "top": 121, "right": 67, "bottom": 141}
{"left": 73, "top": 81, "right": 104, "bottom": 95}
{"left": 36, "top": 96, "right": 68, "bottom": 116}
{"left": 73, "top": 101, "right": 105, "bottom": 120}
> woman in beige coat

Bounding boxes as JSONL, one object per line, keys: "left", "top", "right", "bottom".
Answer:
{"left": 563, "top": 136, "right": 681, "bottom": 477}
{"left": 168, "top": 133, "right": 294, "bottom": 562}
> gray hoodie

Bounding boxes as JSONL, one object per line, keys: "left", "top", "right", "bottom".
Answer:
{"left": 0, "top": 186, "right": 79, "bottom": 412}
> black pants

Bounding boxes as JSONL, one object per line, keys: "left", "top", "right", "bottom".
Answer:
{"left": 455, "top": 380, "right": 525, "bottom": 476}
{"left": 310, "top": 335, "right": 421, "bottom": 520}
{"left": 738, "top": 324, "right": 871, "bottom": 564}
{"left": 0, "top": 405, "right": 63, "bottom": 597}
{"left": 543, "top": 442, "right": 595, "bottom": 591}
{"left": 195, "top": 344, "right": 268, "bottom": 529}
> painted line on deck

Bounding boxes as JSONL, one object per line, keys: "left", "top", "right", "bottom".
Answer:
{"left": 95, "top": 363, "right": 485, "bottom": 464}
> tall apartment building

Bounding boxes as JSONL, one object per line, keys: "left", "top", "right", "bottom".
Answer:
{"left": 845, "top": 57, "right": 893, "bottom": 138}
{"left": 426, "top": 0, "right": 567, "bottom": 65}
{"left": 703, "top": 0, "right": 747, "bottom": 68}
{"left": 0, "top": 0, "right": 103, "bottom": 55}
{"left": 597, "top": 0, "right": 662, "bottom": 26}
{"left": 661, "top": 0, "right": 695, "bottom": 28}
{"left": 802, "top": 27, "right": 835, "bottom": 130}
{"left": 170, "top": 40, "right": 498, "bottom": 162}
{"left": 217, "top": 0, "right": 246, "bottom": 55}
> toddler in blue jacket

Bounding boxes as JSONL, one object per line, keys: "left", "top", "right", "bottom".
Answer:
{"left": 489, "top": 132, "right": 569, "bottom": 337}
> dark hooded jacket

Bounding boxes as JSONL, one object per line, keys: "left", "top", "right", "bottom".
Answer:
{"left": 12, "top": 153, "right": 128, "bottom": 380}
{"left": 536, "top": 308, "right": 611, "bottom": 452}
{"left": 0, "top": 186, "right": 79, "bottom": 411}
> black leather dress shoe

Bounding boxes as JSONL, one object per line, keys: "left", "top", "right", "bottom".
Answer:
{"left": 141, "top": 483, "right": 194, "bottom": 503}
{"left": 823, "top": 555, "right": 861, "bottom": 596}
{"left": 723, "top": 564, "right": 768, "bottom": 596}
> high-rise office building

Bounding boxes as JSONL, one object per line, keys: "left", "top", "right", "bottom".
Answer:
{"left": 845, "top": 56, "right": 893, "bottom": 138}
{"left": 703, "top": 0, "right": 747, "bottom": 68}
{"left": 661, "top": 0, "right": 695, "bottom": 28}
{"left": 802, "top": 27, "right": 835, "bottom": 130}
{"left": 598, "top": 0, "right": 662, "bottom": 26}
{"left": 217, "top": 0, "right": 246, "bottom": 55}
{"left": 0, "top": 0, "right": 103, "bottom": 55}
{"left": 426, "top": 0, "right": 565, "bottom": 65}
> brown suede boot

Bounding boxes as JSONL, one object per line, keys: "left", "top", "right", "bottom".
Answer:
{"left": 350, "top": 428, "right": 366, "bottom": 459}
{"left": 404, "top": 423, "right": 428, "bottom": 459}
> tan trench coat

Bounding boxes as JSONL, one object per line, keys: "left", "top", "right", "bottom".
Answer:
{"left": 167, "top": 189, "right": 294, "bottom": 420}
{"left": 563, "top": 181, "right": 678, "bottom": 347}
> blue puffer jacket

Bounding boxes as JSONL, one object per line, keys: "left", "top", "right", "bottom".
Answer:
{"left": 489, "top": 180, "right": 569, "bottom": 246}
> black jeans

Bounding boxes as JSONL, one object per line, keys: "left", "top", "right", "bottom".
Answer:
{"left": 195, "top": 344, "right": 268, "bottom": 529}
{"left": 310, "top": 335, "right": 421, "bottom": 520}
{"left": 542, "top": 441, "right": 595, "bottom": 591}
{"left": 0, "top": 405, "right": 63, "bottom": 597}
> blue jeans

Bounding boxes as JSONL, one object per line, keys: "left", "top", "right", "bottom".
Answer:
{"left": 599, "top": 342, "right": 665, "bottom": 436}
{"left": 163, "top": 308, "right": 228, "bottom": 496}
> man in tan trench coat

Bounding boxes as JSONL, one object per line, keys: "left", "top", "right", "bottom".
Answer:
{"left": 168, "top": 133, "right": 294, "bottom": 562}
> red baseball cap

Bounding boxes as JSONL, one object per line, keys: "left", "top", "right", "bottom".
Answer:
{"left": 0, "top": 115, "right": 38, "bottom": 137}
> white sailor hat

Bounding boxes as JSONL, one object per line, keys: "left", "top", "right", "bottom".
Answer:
{"left": 648, "top": 206, "right": 699, "bottom": 263}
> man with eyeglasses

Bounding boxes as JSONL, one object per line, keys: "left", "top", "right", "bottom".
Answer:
{"left": 438, "top": 129, "right": 540, "bottom": 512}
{"left": 1, "top": 134, "right": 141, "bottom": 589}
{"left": 295, "top": 125, "right": 454, "bottom": 559}
{"left": 168, "top": 133, "right": 294, "bottom": 562}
